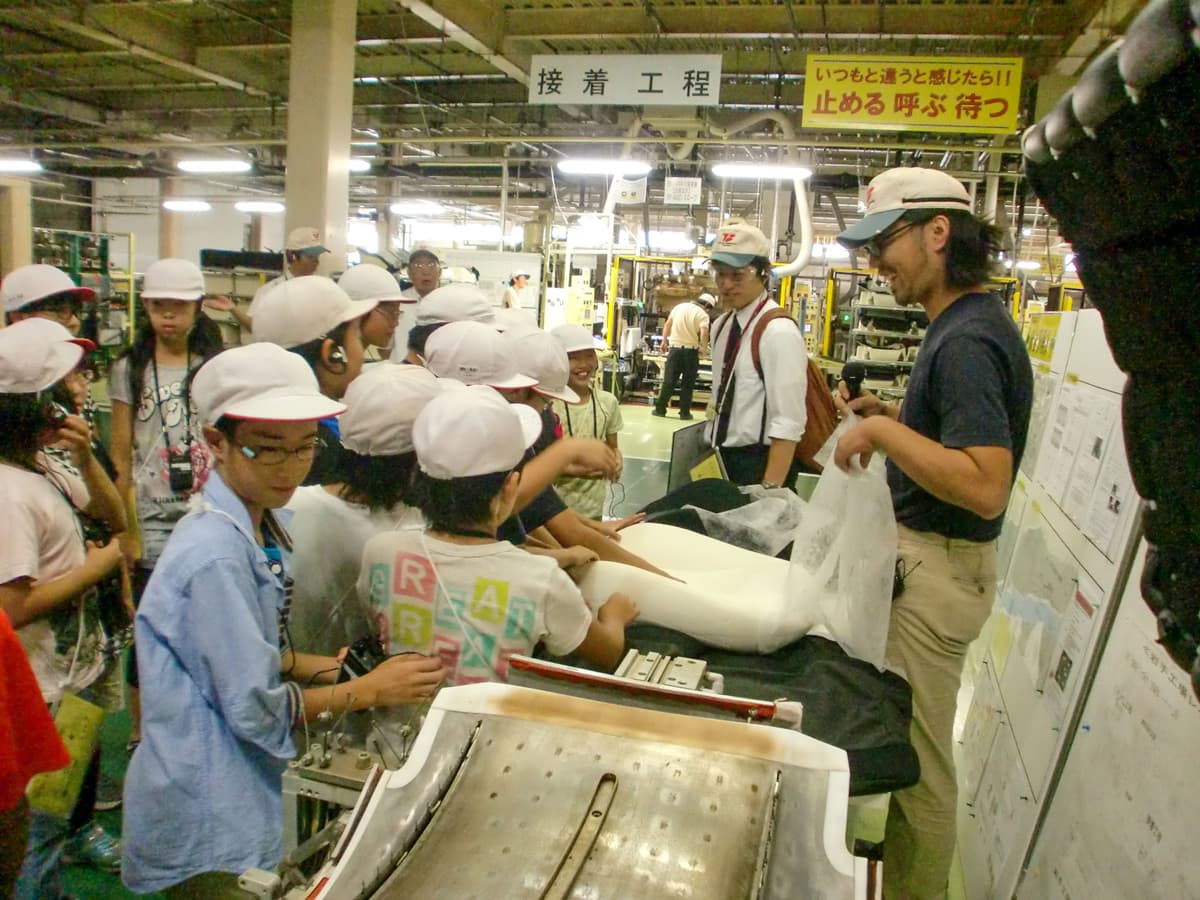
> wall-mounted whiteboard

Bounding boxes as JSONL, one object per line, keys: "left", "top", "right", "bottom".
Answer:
{"left": 1017, "top": 543, "right": 1200, "bottom": 900}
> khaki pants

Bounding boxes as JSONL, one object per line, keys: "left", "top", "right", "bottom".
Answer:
{"left": 162, "top": 872, "right": 257, "bottom": 900}
{"left": 883, "top": 525, "right": 996, "bottom": 900}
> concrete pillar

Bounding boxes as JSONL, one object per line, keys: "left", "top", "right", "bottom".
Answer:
{"left": 285, "top": 0, "right": 357, "bottom": 273}
{"left": 159, "top": 177, "right": 183, "bottom": 258}
{"left": 0, "top": 178, "right": 33, "bottom": 277}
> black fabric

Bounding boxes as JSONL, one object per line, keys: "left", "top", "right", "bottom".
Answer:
{"left": 497, "top": 513, "right": 528, "bottom": 545}
{"left": 640, "top": 477, "right": 749, "bottom": 517}
{"left": 605, "top": 623, "right": 917, "bottom": 797}
{"left": 887, "top": 292, "right": 1032, "bottom": 542}
{"left": 519, "top": 484, "right": 568, "bottom": 532}
{"left": 1024, "top": 47, "right": 1200, "bottom": 692}
{"left": 718, "top": 444, "right": 806, "bottom": 489}
{"left": 301, "top": 420, "right": 345, "bottom": 487}
{"left": 654, "top": 346, "right": 701, "bottom": 416}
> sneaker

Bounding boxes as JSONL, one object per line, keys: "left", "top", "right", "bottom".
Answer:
{"left": 94, "top": 771, "right": 122, "bottom": 812}
{"left": 63, "top": 824, "right": 122, "bottom": 873}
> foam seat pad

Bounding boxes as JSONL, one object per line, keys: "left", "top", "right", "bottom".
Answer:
{"left": 577, "top": 522, "right": 804, "bottom": 653}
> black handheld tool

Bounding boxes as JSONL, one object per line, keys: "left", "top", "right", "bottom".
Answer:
{"left": 841, "top": 361, "right": 867, "bottom": 400}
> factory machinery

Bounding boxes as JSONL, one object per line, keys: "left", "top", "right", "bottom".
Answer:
{"left": 245, "top": 653, "right": 876, "bottom": 899}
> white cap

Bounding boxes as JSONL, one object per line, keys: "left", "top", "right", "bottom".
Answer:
{"left": 493, "top": 306, "right": 539, "bottom": 333}
{"left": 192, "top": 343, "right": 346, "bottom": 424}
{"left": 251, "top": 276, "right": 379, "bottom": 349}
{"left": 501, "top": 327, "right": 579, "bottom": 403}
{"left": 550, "top": 323, "right": 595, "bottom": 354}
{"left": 837, "top": 168, "right": 972, "bottom": 248}
{"left": 415, "top": 283, "right": 497, "bottom": 327}
{"left": 424, "top": 320, "right": 537, "bottom": 390}
{"left": 337, "top": 264, "right": 406, "bottom": 304}
{"left": 340, "top": 364, "right": 445, "bottom": 455}
{"left": 0, "top": 318, "right": 92, "bottom": 393}
{"left": 2, "top": 264, "right": 95, "bottom": 314}
{"left": 510, "top": 271, "right": 531, "bottom": 280}
{"left": 286, "top": 226, "right": 328, "bottom": 255}
{"left": 142, "top": 258, "right": 205, "bottom": 301}
{"left": 413, "top": 384, "right": 542, "bottom": 479}
{"left": 710, "top": 219, "right": 771, "bottom": 267}
{"left": 696, "top": 292, "right": 716, "bottom": 307}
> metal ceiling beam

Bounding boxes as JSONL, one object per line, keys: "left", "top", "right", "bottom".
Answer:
{"left": 0, "top": 85, "right": 107, "bottom": 127}
{"left": 504, "top": 4, "right": 1088, "bottom": 41}
{"left": 23, "top": 12, "right": 276, "bottom": 98}
{"left": 396, "top": 1, "right": 527, "bottom": 84}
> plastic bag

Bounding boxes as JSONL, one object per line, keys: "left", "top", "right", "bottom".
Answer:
{"left": 786, "top": 416, "right": 897, "bottom": 668}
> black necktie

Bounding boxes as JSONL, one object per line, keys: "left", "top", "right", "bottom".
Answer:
{"left": 714, "top": 314, "right": 743, "bottom": 446}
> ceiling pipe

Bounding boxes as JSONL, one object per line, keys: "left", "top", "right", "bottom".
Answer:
{"left": 708, "top": 112, "right": 813, "bottom": 278}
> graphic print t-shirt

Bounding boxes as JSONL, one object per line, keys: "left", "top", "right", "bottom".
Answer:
{"left": 357, "top": 532, "right": 592, "bottom": 685}
{"left": 110, "top": 357, "right": 212, "bottom": 563}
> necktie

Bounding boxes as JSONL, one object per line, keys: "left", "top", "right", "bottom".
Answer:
{"left": 714, "top": 314, "right": 743, "bottom": 446}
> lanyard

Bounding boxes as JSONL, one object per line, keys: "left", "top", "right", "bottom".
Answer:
{"left": 150, "top": 348, "right": 191, "bottom": 451}
{"left": 563, "top": 391, "right": 599, "bottom": 438}
{"left": 714, "top": 295, "right": 772, "bottom": 416}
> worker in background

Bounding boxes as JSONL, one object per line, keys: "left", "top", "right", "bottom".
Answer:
{"left": 706, "top": 220, "right": 809, "bottom": 488}
{"left": 391, "top": 248, "right": 443, "bottom": 361}
{"left": 501, "top": 271, "right": 531, "bottom": 309}
{"left": 833, "top": 167, "right": 1033, "bottom": 900}
{"left": 224, "top": 226, "right": 328, "bottom": 333}
{"left": 1, "top": 263, "right": 95, "bottom": 333}
{"left": 652, "top": 292, "right": 713, "bottom": 421}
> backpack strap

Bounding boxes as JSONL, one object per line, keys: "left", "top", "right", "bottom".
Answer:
{"left": 748, "top": 307, "right": 839, "bottom": 473}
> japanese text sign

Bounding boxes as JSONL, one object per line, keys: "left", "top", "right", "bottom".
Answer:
{"left": 802, "top": 55, "right": 1022, "bottom": 134}
{"left": 529, "top": 54, "right": 722, "bottom": 106}
{"left": 664, "top": 176, "right": 703, "bottom": 206}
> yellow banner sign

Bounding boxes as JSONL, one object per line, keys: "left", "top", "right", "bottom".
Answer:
{"left": 802, "top": 55, "right": 1023, "bottom": 134}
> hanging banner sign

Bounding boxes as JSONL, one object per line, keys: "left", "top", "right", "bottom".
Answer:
{"left": 529, "top": 54, "right": 722, "bottom": 106}
{"left": 802, "top": 55, "right": 1023, "bottom": 134}
{"left": 664, "top": 176, "right": 703, "bottom": 206}
{"left": 608, "top": 175, "right": 647, "bottom": 205}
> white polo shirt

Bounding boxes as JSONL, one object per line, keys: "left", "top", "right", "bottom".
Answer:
{"left": 665, "top": 300, "right": 710, "bottom": 351}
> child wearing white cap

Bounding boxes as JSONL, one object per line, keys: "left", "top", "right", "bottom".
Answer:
{"left": 398, "top": 282, "right": 496, "bottom": 364}
{"left": 0, "top": 319, "right": 128, "bottom": 898}
{"left": 338, "top": 263, "right": 409, "bottom": 359}
{"left": 2, "top": 262, "right": 96, "bottom": 333}
{"left": 108, "top": 259, "right": 227, "bottom": 746}
{"left": 359, "top": 385, "right": 638, "bottom": 685}
{"left": 286, "top": 364, "right": 442, "bottom": 657}
{"left": 549, "top": 323, "right": 626, "bottom": 519}
{"left": 252, "top": 275, "right": 379, "bottom": 486}
{"left": 424, "top": 321, "right": 669, "bottom": 578}
{"left": 121, "top": 343, "right": 445, "bottom": 898}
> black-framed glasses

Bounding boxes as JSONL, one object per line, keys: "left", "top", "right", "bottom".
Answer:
{"left": 863, "top": 219, "right": 923, "bottom": 258}
{"left": 235, "top": 437, "right": 324, "bottom": 466}
{"left": 29, "top": 295, "right": 85, "bottom": 320}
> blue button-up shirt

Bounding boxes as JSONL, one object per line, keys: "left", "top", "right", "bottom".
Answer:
{"left": 122, "top": 471, "right": 298, "bottom": 893}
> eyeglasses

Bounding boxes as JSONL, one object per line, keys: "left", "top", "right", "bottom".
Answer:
{"left": 235, "top": 437, "right": 323, "bottom": 466}
{"left": 30, "top": 296, "right": 85, "bottom": 320}
{"left": 862, "top": 219, "right": 923, "bottom": 258}
{"left": 712, "top": 265, "right": 757, "bottom": 284}
{"left": 409, "top": 261, "right": 440, "bottom": 271}
{"left": 371, "top": 303, "right": 402, "bottom": 321}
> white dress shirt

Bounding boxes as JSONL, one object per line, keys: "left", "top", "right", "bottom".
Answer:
{"left": 389, "top": 285, "right": 424, "bottom": 362}
{"left": 706, "top": 292, "right": 809, "bottom": 448}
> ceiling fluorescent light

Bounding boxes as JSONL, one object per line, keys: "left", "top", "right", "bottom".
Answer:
{"left": 712, "top": 163, "right": 813, "bottom": 180}
{"left": 177, "top": 159, "right": 252, "bottom": 174}
{"left": 0, "top": 159, "right": 43, "bottom": 173}
{"left": 557, "top": 159, "right": 652, "bottom": 177}
{"left": 162, "top": 199, "right": 211, "bottom": 212}
{"left": 390, "top": 200, "right": 444, "bottom": 216}
{"left": 1015, "top": 260, "right": 1041, "bottom": 271}
{"left": 234, "top": 200, "right": 284, "bottom": 214}
{"left": 347, "top": 158, "right": 373, "bottom": 173}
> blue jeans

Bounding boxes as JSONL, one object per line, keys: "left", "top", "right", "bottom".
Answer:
{"left": 15, "top": 723, "right": 102, "bottom": 900}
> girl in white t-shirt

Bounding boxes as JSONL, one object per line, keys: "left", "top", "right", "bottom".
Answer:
{"left": 286, "top": 364, "right": 440, "bottom": 657}
{"left": 359, "top": 385, "right": 638, "bottom": 686}
{"left": 0, "top": 319, "right": 127, "bottom": 898}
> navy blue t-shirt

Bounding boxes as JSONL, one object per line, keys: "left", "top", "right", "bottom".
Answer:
{"left": 887, "top": 292, "right": 1033, "bottom": 542}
